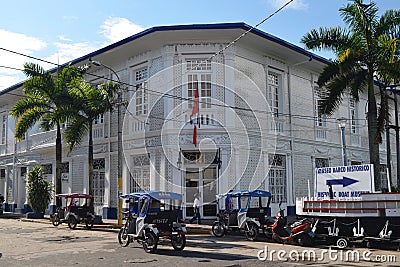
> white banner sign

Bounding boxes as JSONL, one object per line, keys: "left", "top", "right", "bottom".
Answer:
{"left": 315, "top": 164, "right": 375, "bottom": 199}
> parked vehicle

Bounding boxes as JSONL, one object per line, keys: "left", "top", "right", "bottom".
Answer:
{"left": 0, "top": 193, "right": 4, "bottom": 215}
{"left": 212, "top": 190, "right": 274, "bottom": 241}
{"left": 118, "top": 191, "right": 187, "bottom": 253}
{"left": 50, "top": 193, "right": 95, "bottom": 230}
{"left": 272, "top": 203, "right": 316, "bottom": 246}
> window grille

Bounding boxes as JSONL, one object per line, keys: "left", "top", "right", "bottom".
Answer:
{"left": 93, "top": 159, "right": 105, "bottom": 206}
{"left": 268, "top": 154, "right": 287, "bottom": 203}
{"left": 134, "top": 68, "right": 148, "bottom": 115}
{"left": 315, "top": 158, "right": 329, "bottom": 168}
{"left": 267, "top": 72, "right": 280, "bottom": 117}
{"left": 314, "top": 86, "right": 328, "bottom": 127}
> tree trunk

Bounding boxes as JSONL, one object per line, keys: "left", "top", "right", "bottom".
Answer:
{"left": 88, "top": 122, "right": 94, "bottom": 197}
{"left": 55, "top": 123, "right": 62, "bottom": 207}
{"left": 367, "top": 73, "right": 381, "bottom": 190}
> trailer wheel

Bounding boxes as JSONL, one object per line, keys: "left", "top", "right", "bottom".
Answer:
{"left": 336, "top": 238, "right": 348, "bottom": 249}
{"left": 297, "top": 234, "right": 314, "bottom": 247}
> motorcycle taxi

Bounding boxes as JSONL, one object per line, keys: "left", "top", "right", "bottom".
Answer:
{"left": 50, "top": 193, "right": 95, "bottom": 230}
{"left": 118, "top": 191, "right": 187, "bottom": 253}
{"left": 212, "top": 190, "right": 274, "bottom": 241}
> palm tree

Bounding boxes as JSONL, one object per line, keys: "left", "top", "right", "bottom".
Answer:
{"left": 10, "top": 63, "right": 85, "bottom": 206}
{"left": 64, "top": 77, "right": 119, "bottom": 196}
{"left": 301, "top": 0, "right": 400, "bottom": 189}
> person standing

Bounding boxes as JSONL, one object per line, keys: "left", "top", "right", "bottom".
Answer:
{"left": 189, "top": 193, "right": 201, "bottom": 224}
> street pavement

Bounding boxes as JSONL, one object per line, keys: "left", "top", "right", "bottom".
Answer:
{"left": 1, "top": 215, "right": 400, "bottom": 267}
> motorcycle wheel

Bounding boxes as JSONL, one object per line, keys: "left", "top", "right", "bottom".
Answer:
{"left": 263, "top": 227, "right": 273, "bottom": 239}
{"left": 85, "top": 219, "right": 94, "bottom": 230}
{"left": 297, "top": 234, "right": 314, "bottom": 247}
{"left": 51, "top": 214, "right": 60, "bottom": 227}
{"left": 212, "top": 222, "right": 226, "bottom": 237}
{"left": 171, "top": 234, "right": 186, "bottom": 251}
{"left": 68, "top": 216, "right": 78, "bottom": 230}
{"left": 118, "top": 225, "right": 131, "bottom": 247}
{"left": 143, "top": 231, "right": 158, "bottom": 253}
{"left": 244, "top": 222, "right": 258, "bottom": 241}
{"left": 272, "top": 233, "right": 282, "bottom": 243}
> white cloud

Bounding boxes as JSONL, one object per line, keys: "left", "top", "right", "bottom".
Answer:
{"left": 267, "top": 0, "right": 308, "bottom": 10}
{"left": 100, "top": 17, "right": 144, "bottom": 43}
{"left": 45, "top": 41, "right": 98, "bottom": 66}
{"left": 58, "top": 35, "right": 72, "bottom": 42}
{"left": 0, "top": 17, "right": 145, "bottom": 91}
{"left": 0, "top": 29, "right": 47, "bottom": 89}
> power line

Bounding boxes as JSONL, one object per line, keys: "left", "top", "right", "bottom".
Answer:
{"left": 0, "top": 60, "right": 371, "bottom": 124}
{"left": 0, "top": 1, "right": 369, "bottom": 125}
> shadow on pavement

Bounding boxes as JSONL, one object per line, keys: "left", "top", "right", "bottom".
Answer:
{"left": 152, "top": 248, "right": 256, "bottom": 261}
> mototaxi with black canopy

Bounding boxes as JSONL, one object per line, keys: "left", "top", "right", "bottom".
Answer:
{"left": 212, "top": 189, "right": 273, "bottom": 240}
{"left": 118, "top": 190, "right": 187, "bottom": 253}
{"left": 50, "top": 193, "right": 95, "bottom": 230}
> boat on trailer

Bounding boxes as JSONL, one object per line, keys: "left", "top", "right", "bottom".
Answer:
{"left": 296, "top": 192, "right": 400, "bottom": 248}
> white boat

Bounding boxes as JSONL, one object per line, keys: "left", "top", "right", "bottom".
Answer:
{"left": 296, "top": 192, "right": 400, "bottom": 239}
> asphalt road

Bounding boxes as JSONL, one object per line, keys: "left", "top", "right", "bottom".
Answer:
{"left": 0, "top": 218, "right": 399, "bottom": 267}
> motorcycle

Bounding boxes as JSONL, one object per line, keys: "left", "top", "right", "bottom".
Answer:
{"left": 272, "top": 204, "right": 316, "bottom": 246}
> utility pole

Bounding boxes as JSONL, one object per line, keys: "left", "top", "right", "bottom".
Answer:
{"left": 89, "top": 58, "right": 123, "bottom": 225}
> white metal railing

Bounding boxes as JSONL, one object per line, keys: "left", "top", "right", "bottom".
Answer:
{"left": 29, "top": 130, "right": 57, "bottom": 149}
{"left": 92, "top": 124, "right": 104, "bottom": 140}
{"left": 269, "top": 117, "right": 285, "bottom": 134}
{"left": 315, "top": 127, "right": 327, "bottom": 140}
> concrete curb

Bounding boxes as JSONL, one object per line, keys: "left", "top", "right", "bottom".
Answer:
{"left": 13, "top": 216, "right": 212, "bottom": 234}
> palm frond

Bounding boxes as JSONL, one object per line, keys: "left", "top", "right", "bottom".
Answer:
{"left": 64, "top": 115, "right": 89, "bottom": 151}
{"left": 376, "top": 9, "right": 400, "bottom": 37}
{"left": 301, "top": 26, "right": 350, "bottom": 53}
{"left": 348, "top": 69, "right": 368, "bottom": 100}
{"left": 14, "top": 109, "right": 44, "bottom": 140}
{"left": 320, "top": 75, "right": 348, "bottom": 116}
{"left": 316, "top": 62, "right": 340, "bottom": 87}
{"left": 340, "top": 0, "right": 378, "bottom": 35}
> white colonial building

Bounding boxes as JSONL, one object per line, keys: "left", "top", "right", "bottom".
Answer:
{"left": 0, "top": 23, "right": 395, "bottom": 219}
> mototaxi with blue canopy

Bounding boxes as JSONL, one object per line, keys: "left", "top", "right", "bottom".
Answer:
{"left": 118, "top": 190, "right": 186, "bottom": 253}
{"left": 212, "top": 189, "right": 273, "bottom": 240}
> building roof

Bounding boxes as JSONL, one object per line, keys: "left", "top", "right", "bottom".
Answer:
{"left": 0, "top": 22, "right": 329, "bottom": 101}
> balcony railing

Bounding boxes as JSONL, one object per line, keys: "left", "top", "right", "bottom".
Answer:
{"left": 29, "top": 129, "right": 57, "bottom": 149}
{"left": 315, "top": 127, "right": 327, "bottom": 140}
{"left": 269, "top": 117, "right": 286, "bottom": 134}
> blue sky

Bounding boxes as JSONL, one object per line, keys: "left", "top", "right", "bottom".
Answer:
{"left": 0, "top": 0, "right": 398, "bottom": 90}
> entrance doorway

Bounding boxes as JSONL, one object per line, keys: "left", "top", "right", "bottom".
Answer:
{"left": 185, "top": 167, "right": 217, "bottom": 219}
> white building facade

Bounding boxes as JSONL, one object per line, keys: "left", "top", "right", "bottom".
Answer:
{"left": 0, "top": 23, "right": 394, "bottom": 219}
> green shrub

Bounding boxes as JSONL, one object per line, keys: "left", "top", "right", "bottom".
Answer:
{"left": 25, "top": 166, "right": 54, "bottom": 213}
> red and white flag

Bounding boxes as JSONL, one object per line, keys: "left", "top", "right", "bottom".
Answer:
{"left": 192, "top": 86, "right": 199, "bottom": 147}
{"left": 191, "top": 86, "right": 199, "bottom": 116}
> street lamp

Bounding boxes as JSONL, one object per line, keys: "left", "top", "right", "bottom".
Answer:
{"left": 337, "top": 117, "right": 348, "bottom": 166}
{"left": 89, "top": 58, "right": 123, "bottom": 225}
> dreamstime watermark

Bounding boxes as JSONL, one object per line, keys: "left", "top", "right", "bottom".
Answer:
{"left": 257, "top": 245, "right": 397, "bottom": 263}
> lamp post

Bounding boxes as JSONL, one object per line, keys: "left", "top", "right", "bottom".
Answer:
{"left": 177, "top": 149, "right": 183, "bottom": 219}
{"left": 89, "top": 58, "right": 123, "bottom": 225}
{"left": 337, "top": 117, "right": 348, "bottom": 166}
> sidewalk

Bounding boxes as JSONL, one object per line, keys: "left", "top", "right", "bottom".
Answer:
{"left": 0, "top": 212, "right": 212, "bottom": 234}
